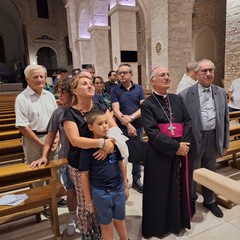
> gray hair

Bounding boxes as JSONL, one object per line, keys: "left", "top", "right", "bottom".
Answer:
{"left": 24, "top": 64, "right": 47, "bottom": 78}
{"left": 186, "top": 62, "right": 198, "bottom": 72}
{"left": 195, "top": 59, "right": 215, "bottom": 71}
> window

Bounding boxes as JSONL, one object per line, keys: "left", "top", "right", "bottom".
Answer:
{"left": 36, "top": 0, "right": 49, "bottom": 19}
{"left": 0, "top": 35, "right": 6, "bottom": 63}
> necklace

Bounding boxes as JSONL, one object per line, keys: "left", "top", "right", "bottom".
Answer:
{"left": 152, "top": 93, "right": 176, "bottom": 136}
{"left": 75, "top": 101, "right": 93, "bottom": 120}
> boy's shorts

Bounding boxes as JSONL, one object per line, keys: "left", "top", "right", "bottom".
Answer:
{"left": 91, "top": 183, "right": 125, "bottom": 225}
{"left": 61, "top": 165, "right": 75, "bottom": 190}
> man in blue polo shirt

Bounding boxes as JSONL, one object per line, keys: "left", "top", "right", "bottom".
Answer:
{"left": 111, "top": 63, "right": 145, "bottom": 193}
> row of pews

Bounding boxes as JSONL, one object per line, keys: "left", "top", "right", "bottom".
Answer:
{"left": 0, "top": 94, "right": 24, "bottom": 164}
{"left": 0, "top": 93, "right": 66, "bottom": 239}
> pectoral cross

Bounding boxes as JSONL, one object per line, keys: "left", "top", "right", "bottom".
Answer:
{"left": 168, "top": 123, "right": 176, "bottom": 136}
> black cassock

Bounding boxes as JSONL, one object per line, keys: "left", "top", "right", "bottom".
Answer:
{"left": 141, "top": 93, "right": 193, "bottom": 238}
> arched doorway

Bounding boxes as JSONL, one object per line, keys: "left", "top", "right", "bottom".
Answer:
{"left": 36, "top": 47, "right": 57, "bottom": 75}
{"left": 0, "top": 0, "right": 25, "bottom": 83}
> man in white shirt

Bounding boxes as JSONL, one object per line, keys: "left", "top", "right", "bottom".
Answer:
{"left": 176, "top": 62, "right": 198, "bottom": 94}
{"left": 228, "top": 78, "right": 240, "bottom": 111}
{"left": 15, "top": 64, "right": 66, "bottom": 217}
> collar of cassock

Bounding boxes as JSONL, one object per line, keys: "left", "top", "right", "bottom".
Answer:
{"left": 152, "top": 90, "right": 168, "bottom": 98}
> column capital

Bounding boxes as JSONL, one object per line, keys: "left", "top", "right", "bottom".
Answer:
{"left": 64, "top": 0, "right": 75, "bottom": 8}
{"left": 108, "top": 5, "right": 138, "bottom": 16}
{"left": 88, "top": 25, "right": 110, "bottom": 33}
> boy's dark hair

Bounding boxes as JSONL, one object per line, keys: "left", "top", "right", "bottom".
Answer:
{"left": 57, "top": 67, "right": 68, "bottom": 74}
{"left": 55, "top": 77, "right": 73, "bottom": 96}
{"left": 108, "top": 70, "right": 116, "bottom": 78}
{"left": 85, "top": 110, "right": 105, "bottom": 125}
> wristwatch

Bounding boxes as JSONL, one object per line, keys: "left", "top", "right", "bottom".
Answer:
{"left": 130, "top": 115, "right": 135, "bottom": 121}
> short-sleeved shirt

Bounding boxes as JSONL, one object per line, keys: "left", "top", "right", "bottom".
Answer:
{"left": 79, "top": 146, "right": 123, "bottom": 191}
{"left": 228, "top": 78, "right": 240, "bottom": 110}
{"left": 62, "top": 103, "right": 107, "bottom": 169}
{"left": 110, "top": 82, "right": 145, "bottom": 129}
{"left": 47, "top": 105, "right": 69, "bottom": 158}
{"left": 15, "top": 86, "right": 57, "bottom": 132}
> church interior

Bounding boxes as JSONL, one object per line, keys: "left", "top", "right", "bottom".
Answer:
{"left": 0, "top": 0, "right": 240, "bottom": 239}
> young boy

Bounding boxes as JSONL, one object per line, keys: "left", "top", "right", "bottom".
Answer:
{"left": 30, "top": 78, "right": 77, "bottom": 237}
{"left": 79, "top": 110, "right": 129, "bottom": 240}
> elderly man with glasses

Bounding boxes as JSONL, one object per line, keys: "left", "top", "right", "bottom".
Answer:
{"left": 179, "top": 59, "right": 229, "bottom": 218}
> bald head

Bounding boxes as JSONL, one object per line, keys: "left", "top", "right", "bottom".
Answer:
{"left": 150, "top": 66, "right": 171, "bottom": 94}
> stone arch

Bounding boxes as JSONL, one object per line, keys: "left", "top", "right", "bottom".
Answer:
{"left": 0, "top": 33, "right": 6, "bottom": 63}
{"left": 36, "top": 47, "right": 58, "bottom": 72}
{"left": 0, "top": 0, "right": 25, "bottom": 82}
{"left": 193, "top": 26, "right": 218, "bottom": 62}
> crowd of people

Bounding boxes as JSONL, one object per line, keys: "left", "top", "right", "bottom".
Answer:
{"left": 15, "top": 59, "right": 232, "bottom": 239}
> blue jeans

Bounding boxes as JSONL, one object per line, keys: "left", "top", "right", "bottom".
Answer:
{"left": 121, "top": 127, "right": 143, "bottom": 182}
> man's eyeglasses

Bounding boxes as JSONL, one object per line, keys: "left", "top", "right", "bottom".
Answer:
{"left": 117, "top": 71, "right": 130, "bottom": 76}
{"left": 199, "top": 68, "right": 215, "bottom": 74}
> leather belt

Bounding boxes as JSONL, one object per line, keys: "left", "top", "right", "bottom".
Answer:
{"left": 201, "top": 129, "right": 216, "bottom": 134}
{"left": 32, "top": 130, "right": 48, "bottom": 135}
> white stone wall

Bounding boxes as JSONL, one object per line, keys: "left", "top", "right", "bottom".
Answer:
{"left": 225, "top": 0, "right": 240, "bottom": 90}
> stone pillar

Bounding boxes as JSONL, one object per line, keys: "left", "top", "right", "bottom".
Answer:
{"left": 151, "top": 0, "right": 193, "bottom": 92}
{"left": 225, "top": 0, "right": 240, "bottom": 90}
{"left": 109, "top": 5, "right": 139, "bottom": 83}
{"left": 88, "top": 26, "right": 110, "bottom": 78}
{"left": 76, "top": 38, "right": 92, "bottom": 68}
{"left": 65, "top": 0, "right": 80, "bottom": 69}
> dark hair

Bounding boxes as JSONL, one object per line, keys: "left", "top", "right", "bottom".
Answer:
{"left": 55, "top": 77, "right": 73, "bottom": 96}
{"left": 108, "top": 70, "right": 116, "bottom": 78}
{"left": 85, "top": 110, "right": 105, "bottom": 125}
{"left": 93, "top": 76, "right": 104, "bottom": 84}
{"left": 57, "top": 67, "right": 68, "bottom": 74}
{"left": 72, "top": 68, "right": 81, "bottom": 75}
{"left": 85, "top": 64, "right": 95, "bottom": 70}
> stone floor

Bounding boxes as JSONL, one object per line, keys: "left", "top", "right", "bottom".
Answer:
{"left": 0, "top": 164, "right": 240, "bottom": 240}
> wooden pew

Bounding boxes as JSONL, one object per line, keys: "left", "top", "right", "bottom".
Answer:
{"left": 0, "top": 123, "right": 16, "bottom": 131}
{"left": 0, "top": 139, "right": 24, "bottom": 164}
{"left": 0, "top": 130, "right": 21, "bottom": 141}
{"left": 0, "top": 158, "right": 67, "bottom": 238}
{"left": 0, "top": 113, "right": 15, "bottom": 119}
{"left": 229, "top": 124, "right": 240, "bottom": 139}
{"left": 229, "top": 111, "right": 240, "bottom": 122}
{"left": 0, "top": 118, "right": 15, "bottom": 125}
{"left": 0, "top": 109, "right": 15, "bottom": 115}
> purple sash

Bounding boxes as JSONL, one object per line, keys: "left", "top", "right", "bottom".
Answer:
{"left": 158, "top": 123, "right": 184, "bottom": 138}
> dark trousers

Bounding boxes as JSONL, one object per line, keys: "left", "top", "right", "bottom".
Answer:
{"left": 191, "top": 130, "right": 217, "bottom": 204}
{"left": 121, "top": 127, "right": 143, "bottom": 182}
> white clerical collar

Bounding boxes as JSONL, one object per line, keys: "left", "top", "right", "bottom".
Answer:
{"left": 152, "top": 90, "right": 168, "bottom": 98}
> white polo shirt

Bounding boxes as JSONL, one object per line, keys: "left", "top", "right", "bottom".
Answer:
{"left": 15, "top": 86, "right": 57, "bottom": 132}
{"left": 228, "top": 78, "right": 240, "bottom": 110}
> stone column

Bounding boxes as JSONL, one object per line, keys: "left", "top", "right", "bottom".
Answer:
{"left": 109, "top": 5, "right": 139, "bottom": 83}
{"left": 76, "top": 38, "right": 92, "bottom": 69}
{"left": 65, "top": 0, "right": 80, "bottom": 69}
{"left": 88, "top": 25, "right": 110, "bottom": 78}
{"left": 151, "top": 0, "right": 193, "bottom": 92}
